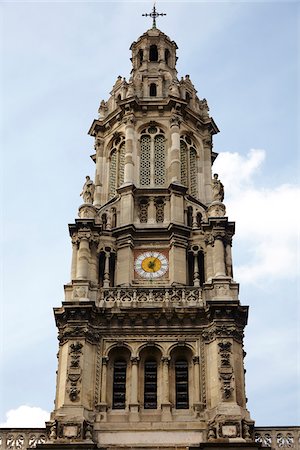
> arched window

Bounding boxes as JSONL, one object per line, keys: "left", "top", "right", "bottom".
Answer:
{"left": 150, "top": 83, "right": 157, "bottom": 97}
{"left": 180, "top": 135, "right": 198, "bottom": 198}
{"left": 175, "top": 360, "right": 189, "bottom": 409}
{"left": 144, "top": 360, "right": 157, "bottom": 409}
{"left": 112, "top": 360, "right": 127, "bottom": 409}
{"left": 140, "top": 125, "right": 166, "bottom": 187}
{"left": 165, "top": 48, "right": 170, "bottom": 65}
{"left": 138, "top": 49, "right": 144, "bottom": 66}
{"left": 109, "top": 135, "right": 125, "bottom": 199}
{"left": 149, "top": 45, "right": 158, "bottom": 62}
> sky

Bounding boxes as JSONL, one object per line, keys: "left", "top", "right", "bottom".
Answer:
{"left": 1, "top": 0, "right": 299, "bottom": 428}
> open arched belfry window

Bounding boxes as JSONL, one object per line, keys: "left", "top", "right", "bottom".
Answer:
{"left": 140, "top": 125, "right": 166, "bottom": 187}
{"left": 175, "top": 359, "right": 189, "bottom": 409}
{"left": 180, "top": 135, "right": 198, "bottom": 198}
{"left": 112, "top": 360, "right": 127, "bottom": 409}
{"left": 108, "top": 135, "right": 125, "bottom": 199}
{"left": 144, "top": 360, "right": 157, "bottom": 409}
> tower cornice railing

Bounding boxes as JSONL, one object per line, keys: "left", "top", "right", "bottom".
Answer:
{"left": 97, "top": 286, "right": 204, "bottom": 308}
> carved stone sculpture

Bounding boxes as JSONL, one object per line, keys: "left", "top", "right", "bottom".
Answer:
{"left": 212, "top": 173, "right": 224, "bottom": 202}
{"left": 80, "top": 176, "right": 95, "bottom": 204}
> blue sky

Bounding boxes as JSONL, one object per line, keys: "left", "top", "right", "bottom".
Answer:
{"left": 1, "top": 1, "right": 299, "bottom": 427}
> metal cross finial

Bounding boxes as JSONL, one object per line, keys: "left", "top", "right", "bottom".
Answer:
{"left": 142, "top": 3, "right": 166, "bottom": 29}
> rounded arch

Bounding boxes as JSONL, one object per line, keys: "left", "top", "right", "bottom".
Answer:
{"left": 168, "top": 342, "right": 195, "bottom": 359}
{"left": 106, "top": 342, "right": 133, "bottom": 359}
{"left": 169, "top": 344, "right": 195, "bottom": 410}
{"left": 137, "top": 342, "right": 164, "bottom": 359}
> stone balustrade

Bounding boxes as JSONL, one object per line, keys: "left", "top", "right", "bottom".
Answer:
{"left": 98, "top": 286, "right": 204, "bottom": 308}
{"left": 0, "top": 427, "right": 299, "bottom": 449}
{"left": 0, "top": 429, "right": 46, "bottom": 450}
{"left": 255, "top": 427, "right": 300, "bottom": 449}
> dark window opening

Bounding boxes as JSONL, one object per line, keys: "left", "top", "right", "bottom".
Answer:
{"left": 187, "top": 252, "right": 194, "bottom": 286}
{"left": 149, "top": 45, "right": 158, "bottom": 62}
{"left": 186, "top": 92, "right": 191, "bottom": 103}
{"left": 101, "top": 213, "right": 107, "bottom": 230}
{"left": 196, "top": 212, "right": 202, "bottom": 227}
{"left": 113, "top": 360, "right": 127, "bottom": 409}
{"left": 150, "top": 83, "right": 157, "bottom": 97}
{"left": 175, "top": 360, "right": 189, "bottom": 409}
{"left": 109, "top": 253, "right": 116, "bottom": 287}
{"left": 187, "top": 206, "right": 193, "bottom": 227}
{"left": 165, "top": 48, "right": 170, "bottom": 65}
{"left": 144, "top": 360, "right": 157, "bottom": 409}
{"left": 138, "top": 49, "right": 144, "bottom": 66}
{"left": 198, "top": 251, "right": 205, "bottom": 286}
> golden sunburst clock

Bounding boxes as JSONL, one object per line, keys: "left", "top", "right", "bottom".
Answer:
{"left": 134, "top": 251, "right": 168, "bottom": 279}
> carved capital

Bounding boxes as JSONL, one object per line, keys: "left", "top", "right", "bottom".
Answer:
{"left": 170, "top": 113, "right": 182, "bottom": 128}
{"left": 130, "top": 356, "right": 140, "bottom": 365}
{"left": 193, "top": 355, "right": 200, "bottom": 365}
{"left": 102, "top": 356, "right": 109, "bottom": 365}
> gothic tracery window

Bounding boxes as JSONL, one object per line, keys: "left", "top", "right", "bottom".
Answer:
{"left": 140, "top": 125, "right": 166, "bottom": 187}
{"left": 180, "top": 135, "right": 198, "bottom": 198}
{"left": 109, "top": 135, "right": 125, "bottom": 199}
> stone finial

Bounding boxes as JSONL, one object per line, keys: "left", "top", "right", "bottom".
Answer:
{"left": 80, "top": 176, "right": 95, "bottom": 204}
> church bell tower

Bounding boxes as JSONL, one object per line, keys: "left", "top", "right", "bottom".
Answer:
{"left": 48, "top": 13, "right": 256, "bottom": 450}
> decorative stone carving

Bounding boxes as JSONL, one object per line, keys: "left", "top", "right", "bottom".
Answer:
{"left": 73, "top": 286, "right": 88, "bottom": 299}
{"left": 170, "top": 113, "right": 182, "bottom": 128}
{"left": 255, "top": 432, "right": 272, "bottom": 447}
{"left": 218, "top": 340, "right": 234, "bottom": 400}
{"left": 84, "top": 422, "right": 93, "bottom": 441}
{"left": 219, "top": 422, "right": 240, "bottom": 438}
{"left": 199, "top": 98, "right": 209, "bottom": 119}
{"left": 80, "top": 176, "right": 95, "bottom": 204}
{"left": 207, "top": 427, "right": 216, "bottom": 441}
{"left": 212, "top": 173, "right": 224, "bottom": 202}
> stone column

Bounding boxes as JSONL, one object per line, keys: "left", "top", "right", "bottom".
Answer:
{"left": 169, "top": 115, "right": 181, "bottom": 183}
{"left": 148, "top": 196, "right": 155, "bottom": 224}
{"left": 160, "top": 357, "right": 169, "bottom": 403}
{"left": 161, "top": 357, "right": 171, "bottom": 420}
{"left": 193, "top": 356, "right": 201, "bottom": 405}
{"left": 70, "top": 238, "right": 78, "bottom": 281}
{"left": 213, "top": 236, "right": 226, "bottom": 277}
{"left": 76, "top": 236, "right": 90, "bottom": 280}
{"left": 203, "top": 135, "right": 213, "bottom": 204}
{"left": 205, "top": 235, "right": 214, "bottom": 281}
{"left": 89, "top": 242, "right": 98, "bottom": 284}
{"left": 94, "top": 137, "right": 104, "bottom": 207}
{"left": 100, "top": 356, "right": 108, "bottom": 405}
{"left": 124, "top": 115, "right": 135, "bottom": 184}
{"left": 193, "top": 252, "right": 200, "bottom": 287}
{"left": 225, "top": 240, "right": 233, "bottom": 278}
{"left": 103, "top": 251, "right": 110, "bottom": 288}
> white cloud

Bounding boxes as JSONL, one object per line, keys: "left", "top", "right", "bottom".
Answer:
{"left": 0, "top": 406, "right": 49, "bottom": 428}
{"left": 213, "top": 150, "right": 300, "bottom": 283}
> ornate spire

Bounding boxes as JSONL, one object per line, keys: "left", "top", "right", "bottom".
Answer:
{"left": 142, "top": 2, "right": 166, "bottom": 29}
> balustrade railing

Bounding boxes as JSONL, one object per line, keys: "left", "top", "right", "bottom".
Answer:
{"left": 0, "top": 429, "right": 46, "bottom": 450}
{"left": 255, "top": 427, "right": 300, "bottom": 449}
{"left": 98, "top": 286, "right": 204, "bottom": 308}
{"left": 0, "top": 426, "right": 299, "bottom": 449}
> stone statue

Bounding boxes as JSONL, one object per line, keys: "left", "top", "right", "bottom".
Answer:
{"left": 212, "top": 173, "right": 224, "bottom": 202}
{"left": 80, "top": 176, "right": 95, "bottom": 204}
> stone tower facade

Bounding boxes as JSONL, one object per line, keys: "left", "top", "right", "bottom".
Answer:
{"left": 48, "top": 26, "right": 255, "bottom": 449}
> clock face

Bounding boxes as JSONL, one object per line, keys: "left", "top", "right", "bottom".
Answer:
{"left": 134, "top": 251, "right": 168, "bottom": 279}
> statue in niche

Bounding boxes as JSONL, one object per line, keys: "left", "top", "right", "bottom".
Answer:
{"left": 212, "top": 173, "right": 224, "bottom": 202}
{"left": 80, "top": 176, "right": 95, "bottom": 204}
